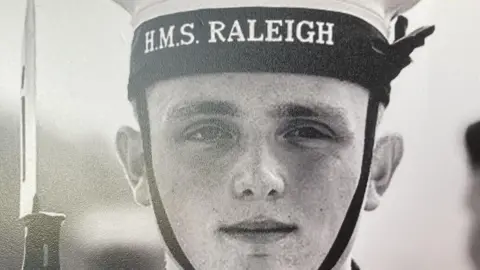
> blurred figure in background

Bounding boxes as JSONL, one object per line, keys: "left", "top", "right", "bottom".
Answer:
{"left": 465, "top": 121, "right": 480, "bottom": 269}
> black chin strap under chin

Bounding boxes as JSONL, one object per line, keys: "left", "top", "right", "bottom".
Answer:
{"left": 136, "top": 89, "right": 380, "bottom": 270}
{"left": 318, "top": 95, "right": 379, "bottom": 270}
{"left": 136, "top": 89, "right": 196, "bottom": 270}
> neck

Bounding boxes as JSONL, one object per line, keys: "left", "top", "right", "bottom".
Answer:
{"left": 164, "top": 253, "right": 355, "bottom": 270}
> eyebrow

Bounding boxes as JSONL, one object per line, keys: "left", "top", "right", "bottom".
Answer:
{"left": 269, "top": 102, "right": 349, "bottom": 121}
{"left": 166, "top": 100, "right": 240, "bottom": 120}
{"left": 271, "top": 103, "right": 352, "bottom": 135}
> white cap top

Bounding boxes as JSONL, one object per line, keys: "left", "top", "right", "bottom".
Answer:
{"left": 112, "top": 0, "right": 422, "bottom": 38}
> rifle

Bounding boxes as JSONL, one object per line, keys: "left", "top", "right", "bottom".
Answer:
{"left": 19, "top": 1, "right": 66, "bottom": 269}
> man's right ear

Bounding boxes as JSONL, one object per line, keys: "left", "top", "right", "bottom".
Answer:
{"left": 115, "top": 126, "right": 151, "bottom": 206}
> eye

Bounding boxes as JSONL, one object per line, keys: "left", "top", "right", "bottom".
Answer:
{"left": 185, "top": 125, "right": 235, "bottom": 143}
{"left": 281, "top": 120, "right": 336, "bottom": 145}
{"left": 284, "top": 126, "right": 332, "bottom": 140}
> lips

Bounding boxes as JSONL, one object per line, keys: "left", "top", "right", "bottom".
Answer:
{"left": 219, "top": 217, "right": 298, "bottom": 244}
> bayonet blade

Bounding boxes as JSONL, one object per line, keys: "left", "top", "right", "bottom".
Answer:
{"left": 19, "top": 0, "right": 38, "bottom": 219}
{"left": 18, "top": 3, "right": 66, "bottom": 268}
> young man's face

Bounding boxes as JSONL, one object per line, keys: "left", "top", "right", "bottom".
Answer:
{"left": 116, "top": 73, "right": 403, "bottom": 270}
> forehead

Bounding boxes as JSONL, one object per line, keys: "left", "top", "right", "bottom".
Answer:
{"left": 147, "top": 73, "right": 369, "bottom": 121}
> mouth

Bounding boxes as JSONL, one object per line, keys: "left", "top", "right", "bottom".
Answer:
{"left": 219, "top": 217, "right": 298, "bottom": 244}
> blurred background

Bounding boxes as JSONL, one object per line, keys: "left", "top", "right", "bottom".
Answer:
{"left": 1, "top": 0, "right": 479, "bottom": 269}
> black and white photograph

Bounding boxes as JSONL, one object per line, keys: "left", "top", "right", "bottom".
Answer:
{"left": 0, "top": 0, "right": 479, "bottom": 269}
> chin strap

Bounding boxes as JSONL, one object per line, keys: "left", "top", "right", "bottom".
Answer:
{"left": 318, "top": 96, "right": 379, "bottom": 270}
{"left": 137, "top": 89, "right": 196, "bottom": 270}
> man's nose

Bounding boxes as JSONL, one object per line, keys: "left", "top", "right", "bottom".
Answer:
{"left": 231, "top": 144, "right": 286, "bottom": 201}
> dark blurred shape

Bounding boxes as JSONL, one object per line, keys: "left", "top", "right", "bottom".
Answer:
{"left": 83, "top": 246, "right": 166, "bottom": 270}
{"left": 465, "top": 121, "right": 480, "bottom": 168}
{"left": 465, "top": 120, "right": 480, "bottom": 270}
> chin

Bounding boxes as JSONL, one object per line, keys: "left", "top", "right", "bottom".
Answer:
{"left": 168, "top": 247, "right": 310, "bottom": 270}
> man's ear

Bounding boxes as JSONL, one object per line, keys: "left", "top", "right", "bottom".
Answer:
{"left": 115, "top": 126, "right": 151, "bottom": 207}
{"left": 365, "top": 133, "right": 404, "bottom": 211}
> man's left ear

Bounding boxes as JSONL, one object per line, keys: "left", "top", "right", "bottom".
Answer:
{"left": 365, "top": 133, "right": 404, "bottom": 211}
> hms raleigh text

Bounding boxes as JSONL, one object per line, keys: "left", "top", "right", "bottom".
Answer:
{"left": 144, "top": 19, "right": 335, "bottom": 54}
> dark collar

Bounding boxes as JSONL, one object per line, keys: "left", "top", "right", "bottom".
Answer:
{"left": 352, "top": 260, "right": 361, "bottom": 270}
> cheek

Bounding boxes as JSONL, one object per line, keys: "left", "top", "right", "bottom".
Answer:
{"left": 150, "top": 133, "right": 233, "bottom": 218}
{"left": 284, "top": 145, "right": 362, "bottom": 223}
